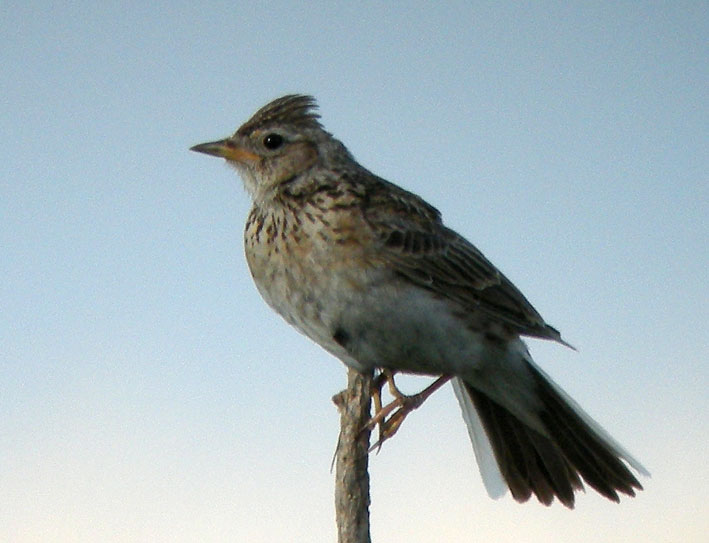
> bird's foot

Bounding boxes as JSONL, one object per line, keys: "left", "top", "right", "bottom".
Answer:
{"left": 366, "top": 372, "right": 451, "bottom": 452}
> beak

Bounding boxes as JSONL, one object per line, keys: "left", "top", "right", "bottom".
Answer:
{"left": 190, "top": 138, "right": 261, "bottom": 163}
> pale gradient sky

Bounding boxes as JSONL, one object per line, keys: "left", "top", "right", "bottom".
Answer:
{"left": 1, "top": 2, "right": 707, "bottom": 542}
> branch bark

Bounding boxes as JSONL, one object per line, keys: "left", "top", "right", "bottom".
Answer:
{"left": 333, "top": 368, "right": 373, "bottom": 543}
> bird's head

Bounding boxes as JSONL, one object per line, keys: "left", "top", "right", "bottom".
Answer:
{"left": 191, "top": 95, "right": 339, "bottom": 204}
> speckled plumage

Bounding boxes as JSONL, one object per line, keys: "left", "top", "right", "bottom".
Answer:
{"left": 191, "top": 94, "right": 648, "bottom": 508}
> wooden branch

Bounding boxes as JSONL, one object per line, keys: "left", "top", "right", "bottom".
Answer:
{"left": 333, "top": 368, "right": 373, "bottom": 543}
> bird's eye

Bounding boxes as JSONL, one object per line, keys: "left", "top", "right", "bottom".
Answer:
{"left": 263, "top": 133, "right": 284, "bottom": 150}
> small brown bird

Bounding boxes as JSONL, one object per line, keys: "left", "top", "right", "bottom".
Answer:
{"left": 191, "top": 94, "right": 648, "bottom": 508}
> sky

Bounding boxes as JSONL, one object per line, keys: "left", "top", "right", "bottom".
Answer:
{"left": 1, "top": 2, "right": 707, "bottom": 542}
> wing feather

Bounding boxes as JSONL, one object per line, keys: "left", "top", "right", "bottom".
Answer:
{"left": 363, "top": 188, "right": 567, "bottom": 343}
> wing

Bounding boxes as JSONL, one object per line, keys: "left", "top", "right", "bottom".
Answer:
{"left": 362, "top": 182, "right": 568, "bottom": 344}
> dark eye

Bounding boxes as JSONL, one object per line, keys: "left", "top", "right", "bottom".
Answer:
{"left": 263, "top": 133, "right": 284, "bottom": 150}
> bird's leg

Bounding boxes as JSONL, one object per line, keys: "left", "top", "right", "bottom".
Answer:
{"left": 368, "top": 370, "right": 393, "bottom": 452}
{"left": 365, "top": 372, "right": 452, "bottom": 452}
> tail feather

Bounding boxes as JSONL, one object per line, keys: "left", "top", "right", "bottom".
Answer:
{"left": 453, "top": 359, "right": 647, "bottom": 508}
{"left": 529, "top": 364, "right": 641, "bottom": 502}
{"left": 452, "top": 378, "right": 506, "bottom": 498}
{"left": 528, "top": 358, "right": 650, "bottom": 478}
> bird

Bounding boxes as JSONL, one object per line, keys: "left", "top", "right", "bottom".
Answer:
{"left": 190, "top": 94, "right": 648, "bottom": 508}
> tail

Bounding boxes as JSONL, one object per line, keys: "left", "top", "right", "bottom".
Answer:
{"left": 452, "top": 357, "right": 649, "bottom": 508}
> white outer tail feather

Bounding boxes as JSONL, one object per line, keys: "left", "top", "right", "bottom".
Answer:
{"left": 452, "top": 377, "right": 507, "bottom": 499}
{"left": 452, "top": 360, "right": 649, "bottom": 501}
{"left": 523, "top": 357, "right": 650, "bottom": 478}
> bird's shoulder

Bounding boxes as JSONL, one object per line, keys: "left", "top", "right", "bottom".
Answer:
{"left": 335, "top": 171, "right": 568, "bottom": 345}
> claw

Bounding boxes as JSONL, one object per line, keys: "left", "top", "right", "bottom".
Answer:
{"left": 364, "top": 373, "right": 451, "bottom": 452}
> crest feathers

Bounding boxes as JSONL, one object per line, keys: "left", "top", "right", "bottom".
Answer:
{"left": 238, "top": 94, "right": 322, "bottom": 134}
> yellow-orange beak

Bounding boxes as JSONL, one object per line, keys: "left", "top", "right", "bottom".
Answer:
{"left": 190, "top": 138, "right": 261, "bottom": 163}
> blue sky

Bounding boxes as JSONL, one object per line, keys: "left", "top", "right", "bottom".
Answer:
{"left": 1, "top": 2, "right": 707, "bottom": 542}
